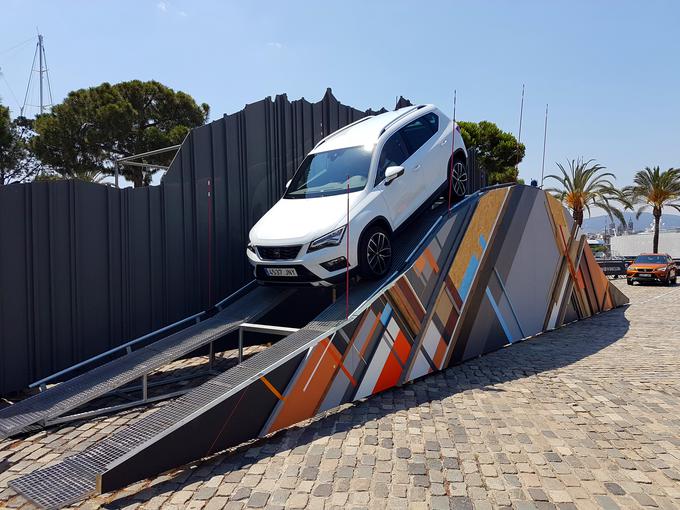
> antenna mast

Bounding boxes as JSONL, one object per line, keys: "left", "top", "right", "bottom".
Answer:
{"left": 515, "top": 84, "right": 524, "bottom": 172}
{"left": 21, "top": 30, "right": 53, "bottom": 117}
{"left": 540, "top": 104, "right": 548, "bottom": 187}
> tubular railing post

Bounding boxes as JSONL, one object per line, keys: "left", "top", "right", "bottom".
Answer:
{"left": 142, "top": 374, "right": 148, "bottom": 402}
{"left": 238, "top": 329, "right": 243, "bottom": 364}
{"left": 208, "top": 341, "right": 215, "bottom": 370}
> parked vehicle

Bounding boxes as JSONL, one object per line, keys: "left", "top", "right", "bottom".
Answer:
{"left": 626, "top": 253, "right": 677, "bottom": 286}
{"left": 247, "top": 105, "right": 468, "bottom": 285}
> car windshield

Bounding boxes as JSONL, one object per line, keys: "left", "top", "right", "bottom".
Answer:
{"left": 634, "top": 255, "right": 666, "bottom": 264}
{"left": 285, "top": 146, "right": 373, "bottom": 199}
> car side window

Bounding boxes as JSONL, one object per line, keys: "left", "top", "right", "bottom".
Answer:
{"left": 375, "top": 132, "right": 409, "bottom": 185}
{"left": 400, "top": 113, "right": 439, "bottom": 155}
{"left": 424, "top": 112, "right": 439, "bottom": 134}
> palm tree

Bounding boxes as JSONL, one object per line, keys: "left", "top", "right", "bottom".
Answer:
{"left": 623, "top": 166, "right": 680, "bottom": 253}
{"left": 545, "top": 158, "right": 628, "bottom": 228}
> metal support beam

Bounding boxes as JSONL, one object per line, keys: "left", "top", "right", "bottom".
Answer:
{"left": 116, "top": 145, "right": 181, "bottom": 162}
{"left": 44, "top": 390, "right": 190, "bottom": 427}
{"left": 237, "top": 323, "right": 299, "bottom": 364}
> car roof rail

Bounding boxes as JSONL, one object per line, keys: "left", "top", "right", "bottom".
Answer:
{"left": 313, "top": 115, "right": 375, "bottom": 149}
{"left": 378, "top": 105, "right": 427, "bottom": 136}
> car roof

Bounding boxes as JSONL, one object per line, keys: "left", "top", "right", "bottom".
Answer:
{"left": 310, "top": 105, "right": 432, "bottom": 153}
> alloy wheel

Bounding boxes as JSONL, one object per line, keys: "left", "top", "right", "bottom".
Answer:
{"left": 451, "top": 161, "right": 468, "bottom": 197}
{"left": 367, "top": 232, "right": 392, "bottom": 275}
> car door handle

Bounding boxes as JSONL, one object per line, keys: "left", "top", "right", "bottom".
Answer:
{"left": 413, "top": 164, "right": 421, "bottom": 171}
{"left": 440, "top": 139, "right": 448, "bottom": 146}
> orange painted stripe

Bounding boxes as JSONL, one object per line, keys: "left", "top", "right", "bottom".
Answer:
{"left": 432, "top": 338, "right": 448, "bottom": 370}
{"left": 260, "top": 376, "right": 285, "bottom": 401}
{"left": 320, "top": 338, "right": 357, "bottom": 386}
{"left": 559, "top": 225, "right": 584, "bottom": 290}
{"left": 414, "top": 254, "right": 426, "bottom": 274}
{"left": 373, "top": 349, "right": 403, "bottom": 394}
{"left": 424, "top": 248, "right": 440, "bottom": 274}
{"left": 393, "top": 332, "right": 411, "bottom": 365}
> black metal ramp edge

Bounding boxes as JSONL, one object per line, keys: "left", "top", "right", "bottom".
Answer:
{"left": 0, "top": 285, "right": 294, "bottom": 440}
{"left": 8, "top": 199, "right": 458, "bottom": 509}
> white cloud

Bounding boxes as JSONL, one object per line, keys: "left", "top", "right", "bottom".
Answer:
{"left": 267, "top": 42, "right": 283, "bottom": 49}
{"left": 179, "top": 10, "right": 187, "bottom": 17}
{"left": 157, "top": 1, "right": 167, "bottom": 12}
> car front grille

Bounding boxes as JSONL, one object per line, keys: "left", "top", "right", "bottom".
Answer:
{"left": 256, "top": 245, "right": 302, "bottom": 260}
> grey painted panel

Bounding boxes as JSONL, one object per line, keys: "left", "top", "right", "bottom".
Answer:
{"left": 503, "top": 193, "right": 562, "bottom": 337}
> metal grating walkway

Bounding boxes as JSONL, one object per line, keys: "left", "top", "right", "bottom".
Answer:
{"left": 0, "top": 286, "right": 293, "bottom": 439}
{"left": 9, "top": 202, "right": 449, "bottom": 509}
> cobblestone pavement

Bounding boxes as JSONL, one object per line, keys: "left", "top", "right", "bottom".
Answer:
{"left": 1, "top": 281, "right": 679, "bottom": 509}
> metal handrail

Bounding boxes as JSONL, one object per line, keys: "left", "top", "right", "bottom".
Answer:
{"left": 30, "top": 280, "right": 256, "bottom": 389}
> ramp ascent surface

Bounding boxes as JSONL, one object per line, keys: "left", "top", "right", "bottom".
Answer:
{"left": 9, "top": 187, "right": 629, "bottom": 509}
{"left": 0, "top": 285, "right": 294, "bottom": 440}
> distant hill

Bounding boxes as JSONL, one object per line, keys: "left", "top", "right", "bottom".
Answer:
{"left": 581, "top": 212, "right": 680, "bottom": 233}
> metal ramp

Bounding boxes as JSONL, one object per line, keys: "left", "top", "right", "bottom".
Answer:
{"left": 8, "top": 186, "right": 629, "bottom": 509}
{"left": 0, "top": 284, "right": 294, "bottom": 439}
{"left": 8, "top": 199, "right": 450, "bottom": 510}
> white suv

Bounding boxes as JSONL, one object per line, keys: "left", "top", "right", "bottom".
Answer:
{"left": 247, "top": 105, "right": 468, "bottom": 285}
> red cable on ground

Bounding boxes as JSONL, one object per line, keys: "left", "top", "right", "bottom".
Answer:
{"left": 346, "top": 177, "right": 350, "bottom": 319}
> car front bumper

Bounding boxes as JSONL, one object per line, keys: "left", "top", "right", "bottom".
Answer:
{"left": 247, "top": 242, "right": 355, "bottom": 286}
{"left": 626, "top": 272, "right": 668, "bottom": 283}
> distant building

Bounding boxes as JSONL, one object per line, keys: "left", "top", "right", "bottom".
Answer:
{"left": 610, "top": 231, "right": 680, "bottom": 258}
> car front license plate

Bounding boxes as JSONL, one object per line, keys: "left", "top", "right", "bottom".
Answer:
{"left": 639, "top": 273, "right": 652, "bottom": 277}
{"left": 265, "top": 267, "right": 298, "bottom": 277}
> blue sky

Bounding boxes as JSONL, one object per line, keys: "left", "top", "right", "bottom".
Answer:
{"left": 2, "top": 0, "right": 679, "bottom": 190}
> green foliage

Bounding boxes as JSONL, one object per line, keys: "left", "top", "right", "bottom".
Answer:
{"left": 623, "top": 166, "right": 680, "bottom": 253}
{"left": 545, "top": 158, "right": 629, "bottom": 228}
{"left": 457, "top": 121, "right": 525, "bottom": 184}
{"left": 0, "top": 102, "right": 40, "bottom": 185}
{"left": 31, "top": 80, "right": 209, "bottom": 187}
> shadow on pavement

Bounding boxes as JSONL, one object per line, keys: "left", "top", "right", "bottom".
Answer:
{"left": 105, "top": 304, "right": 630, "bottom": 508}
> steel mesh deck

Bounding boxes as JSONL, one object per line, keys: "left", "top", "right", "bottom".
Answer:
{"left": 0, "top": 286, "right": 292, "bottom": 439}
{"left": 9, "top": 203, "right": 447, "bottom": 509}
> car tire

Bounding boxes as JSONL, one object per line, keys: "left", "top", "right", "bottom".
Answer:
{"left": 445, "top": 154, "right": 468, "bottom": 204}
{"left": 359, "top": 224, "right": 392, "bottom": 279}
{"left": 627, "top": 279, "right": 633, "bottom": 286}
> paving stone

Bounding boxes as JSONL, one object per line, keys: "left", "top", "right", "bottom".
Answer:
{"left": 3, "top": 282, "right": 680, "bottom": 510}
{"left": 245, "top": 491, "right": 269, "bottom": 508}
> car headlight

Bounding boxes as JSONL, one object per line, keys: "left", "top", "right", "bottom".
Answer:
{"left": 247, "top": 242, "right": 255, "bottom": 253}
{"left": 657, "top": 266, "right": 668, "bottom": 271}
{"left": 308, "top": 226, "right": 346, "bottom": 252}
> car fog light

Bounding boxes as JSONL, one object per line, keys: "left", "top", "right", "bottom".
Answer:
{"left": 321, "top": 256, "right": 348, "bottom": 272}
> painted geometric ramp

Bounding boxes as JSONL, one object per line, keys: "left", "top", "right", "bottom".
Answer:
{"left": 9, "top": 185, "right": 627, "bottom": 509}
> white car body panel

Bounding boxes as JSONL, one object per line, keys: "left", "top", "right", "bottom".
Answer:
{"left": 247, "top": 104, "right": 468, "bottom": 285}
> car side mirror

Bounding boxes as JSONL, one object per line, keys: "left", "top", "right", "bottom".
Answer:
{"left": 384, "top": 166, "right": 404, "bottom": 185}
{"left": 285, "top": 179, "right": 292, "bottom": 189}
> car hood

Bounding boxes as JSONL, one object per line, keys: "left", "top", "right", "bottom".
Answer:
{"left": 250, "top": 193, "right": 364, "bottom": 245}
{"left": 629, "top": 263, "right": 667, "bottom": 270}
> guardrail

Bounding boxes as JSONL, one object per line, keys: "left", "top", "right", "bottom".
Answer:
{"left": 30, "top": 280, "right": 257, "bottom": 391}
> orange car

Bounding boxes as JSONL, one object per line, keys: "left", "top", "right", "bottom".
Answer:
{"left": 626, "top": 253, "right": 677, "bottom": 286}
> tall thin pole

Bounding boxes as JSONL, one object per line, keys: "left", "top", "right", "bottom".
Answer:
{"left": 540, "top": 104, "right": 548, "bottom": 187}
{"left": 515, "top": 84, "right": 525, "bottom": 171}
{"left": 38, "top": 34, "right": 44, "bottom": 114}
{"left": 345, "top": 176, "right": 350, "bottom": 320}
